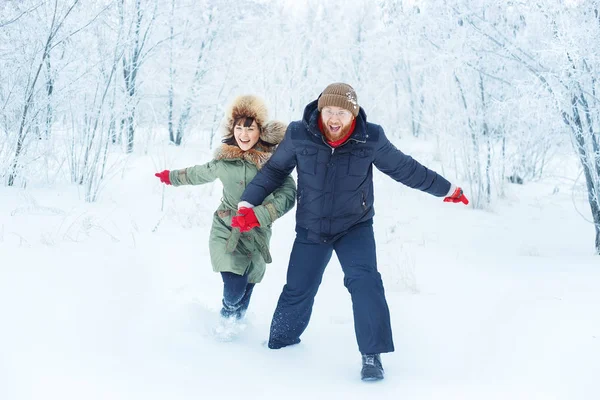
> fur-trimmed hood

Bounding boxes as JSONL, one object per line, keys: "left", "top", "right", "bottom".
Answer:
{"left": 214, "top": 144, "right": 273, "bottom": 169}
{"left": 222, "top": 95, "right": 287, "bottom": 145}
{"left": 260, "top": 120, "right": 287, "bottom": 145}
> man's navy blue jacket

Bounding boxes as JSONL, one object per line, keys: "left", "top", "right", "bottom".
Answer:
{"left": 241, "top": 100, "right": 452, "bottom": 243}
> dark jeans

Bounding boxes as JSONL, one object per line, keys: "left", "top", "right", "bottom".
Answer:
{"left": 220, "top": 271, "right": 255, "bottom": 319}
{"left": 268, "top": 222, "right": 394, "bottom": 354}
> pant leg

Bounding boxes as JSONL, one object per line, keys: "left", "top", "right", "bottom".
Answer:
{"left": 220, "top": 271, "right": 254, "bottom": 319}
{"left": 268, "top": 228, "right": 333, "bottom": 349}
{"left": 334, "top": 223, "right": 394, "bottom": 354}
{"left": 236, "top": 283, "right": 255, "bottom": 319}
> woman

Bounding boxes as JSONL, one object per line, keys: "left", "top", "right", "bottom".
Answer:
{"left": 155, "top": 95, "right": 296, "bottom": 329}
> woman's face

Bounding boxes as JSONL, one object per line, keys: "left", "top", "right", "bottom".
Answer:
{"left": 234, "top": 119, "right": 260, "bottom": 151}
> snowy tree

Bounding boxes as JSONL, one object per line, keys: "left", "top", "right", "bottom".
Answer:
{"left": 452, "top": 0, "right": 600, "bottom": 252}
{"left": 118, "top": 0, "right": 158, "bottom": 153}
{"left": 3, "top": 0, "right": 84, "bottom": 186}
{"left": 165, "top": 0, "right": 221, "bottom": 146}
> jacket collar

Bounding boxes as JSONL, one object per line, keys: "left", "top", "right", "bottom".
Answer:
{"left": 214, "top": 144, "right": 273, "bottom": 169}
{"left": 302, "top": 99, "right": 368, "bottom": 144}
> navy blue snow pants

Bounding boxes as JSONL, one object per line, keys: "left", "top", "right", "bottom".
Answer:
{"left": 220, "top": 271, "right": 255, "bottom": 319}
{"left": 268, "top": 222, "right": 395, "bottom": 354}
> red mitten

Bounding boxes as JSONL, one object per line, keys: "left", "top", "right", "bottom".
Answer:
{"left": 231, "top": 207, "right": 260, "bottom": 232}
{"left": 155, "top": 170, "right": 171, "bottom": 185}
{"left": 444, "top": 187, "right": 469, "bottom": 205}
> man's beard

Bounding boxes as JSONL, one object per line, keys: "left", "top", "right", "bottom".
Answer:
{"left": 323, "top": 122, "right": 352, "bottom": 142}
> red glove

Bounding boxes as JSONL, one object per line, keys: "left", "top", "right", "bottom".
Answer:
{"left": 231, "top": 207, "right": 260, "bottom": 232}
{"left": 444, "top": 187, "right": 469, "bottom": 205}
{"left": 155, "top": 170, "right": 171, "bottom": 185}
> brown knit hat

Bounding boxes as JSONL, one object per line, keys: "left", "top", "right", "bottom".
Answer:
{"left": 317, "top": 82, "right": 359, "bottom": 117}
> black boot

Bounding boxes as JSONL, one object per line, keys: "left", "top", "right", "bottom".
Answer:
{"left": 361, "top": 353, "right": 384, "bottom": 381}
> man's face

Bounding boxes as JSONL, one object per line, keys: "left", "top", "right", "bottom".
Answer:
{"left": 320, "top": 106, "right": 354, "bottom": 138}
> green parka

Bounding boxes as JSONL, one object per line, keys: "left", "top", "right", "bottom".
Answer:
{"left": 169, "top": 144, "right": 296, "bottom": 283}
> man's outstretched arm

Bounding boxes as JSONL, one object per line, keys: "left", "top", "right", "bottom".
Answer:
{"left": 240, "top": 126, "right": 298, "bottom": 208}
{"left": 373, "top": 126, "right": 463, "bottom": 200}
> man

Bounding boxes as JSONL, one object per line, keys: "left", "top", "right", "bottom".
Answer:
{"left": 230, "top": 83, "right": 469, "bottom": 381}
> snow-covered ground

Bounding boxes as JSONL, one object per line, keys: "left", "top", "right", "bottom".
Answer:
{"left": 1, "top": 139, "right": 599, "bottom": 400}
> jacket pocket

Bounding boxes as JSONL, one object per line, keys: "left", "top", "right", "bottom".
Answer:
{"left": 296, "top": 146, "right": 318, "bottom": 175}
{"left": 348, "top": 148, "right": 373, "bottom": 176}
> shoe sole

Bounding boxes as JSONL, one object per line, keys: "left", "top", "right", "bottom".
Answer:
{"left": 361, "top": 367, "right": 384, "bottom": 381}
{"left": 361, "top": 376, "right": 384, "bottom": 381}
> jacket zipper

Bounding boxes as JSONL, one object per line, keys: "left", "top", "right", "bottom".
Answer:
{"left": 321, "top": 135, "right": 366, "bottom": 154}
